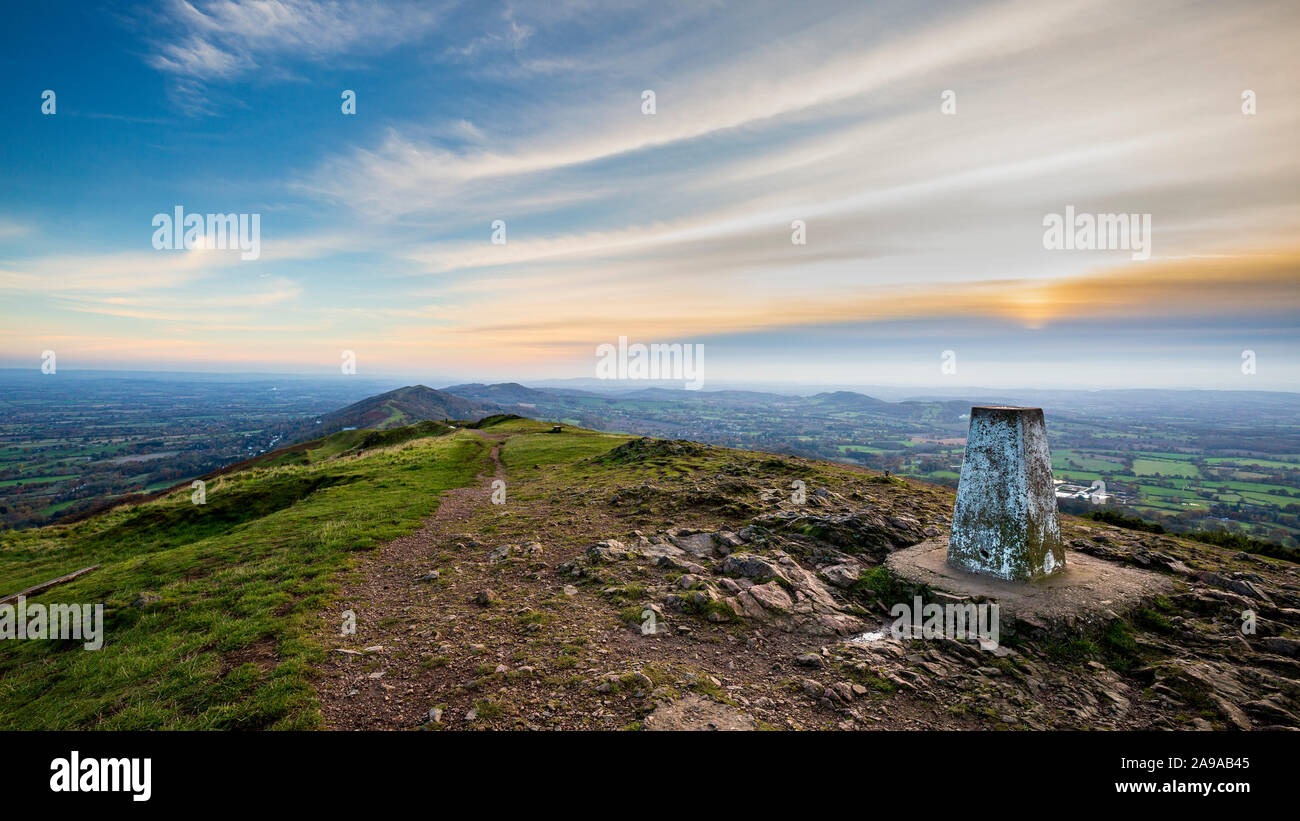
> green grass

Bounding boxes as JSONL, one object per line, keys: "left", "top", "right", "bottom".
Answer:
{"left": 1054, "top": 469, "right": 1106, "bottom": 483}
{"left": 501, "top": 426, "right": 634, "bottom": 474}
{"left": 304, "top": 429, "right": 371, "bottom": 461}
{"left": 39, "top": 500, "right": 78, "bottom": 516}
{"left": 1038, "top": 620, "right": 1143, "bottom": 672}
{"left": 923, "top": 470, "right": 961, "bottom": 481}
{"left": 0, "top": 475, "right": 68, "bottom": 488}
{"left": 1053, "top": 451, "right": 1125, "bottom": 472}
{"left": 849, "top": 565, "right": 921, "bottom": 605}
{"left": 1136, "top": 485, "right": 1201, "bottom": 499}
{"left": 1206, "top": 457, "right": 1300, "bottom": 469}
{"left": 1213, "top": 479, "right": 1297, "bottom": 494}
{"left": 1131, "top": 458, "right": 1200, "bottom": 478}
{"left": 0, "top": 427, "right": 487, "bottom": 730}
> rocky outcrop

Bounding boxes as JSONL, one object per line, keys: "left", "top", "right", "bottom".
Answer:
{"left": 751, "top": 509, "right": 927, "bottom": 560}
{"left": 561, "top": 525, "right": 868, "bottom": 636}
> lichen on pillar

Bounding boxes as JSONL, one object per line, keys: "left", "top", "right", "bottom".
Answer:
{"left": 947, "top": 406, "right": 1066, "bottom": 581}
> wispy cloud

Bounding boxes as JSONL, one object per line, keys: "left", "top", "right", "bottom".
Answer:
{"left": 6, "top": 0, "right": 1298, "bottom": 387}
{"left": 0, "top": 219, "right": 33, "bottom": 240}
{"left": 146, "top": 0, "right": 452, "bottom": 110}
{"left": 303, "top": 0, "right": 1118, "bottom": 214}
{"left": 300, "top": 0, "right": 1300, "bottom": 301}
{"left": 443, "top": 5, "right": 534, "bottom": 60}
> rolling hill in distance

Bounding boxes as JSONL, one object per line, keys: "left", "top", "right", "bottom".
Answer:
{"left": 309, "top": 385, "right": 493, "bottom": 435}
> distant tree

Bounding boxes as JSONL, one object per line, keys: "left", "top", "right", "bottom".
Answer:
{"left": 1089, "top": 509, "right": 1166, "bottom": 534}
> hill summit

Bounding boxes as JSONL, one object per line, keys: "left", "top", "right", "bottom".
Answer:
{"left": 441, "top": 382, "right": 555, "bottom": 404}
{"left": 314, "top": 385, "right": 490, "bottom": 434}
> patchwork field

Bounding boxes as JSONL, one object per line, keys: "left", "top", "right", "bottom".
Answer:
{"left": 0, "top": 371, "right": 399, "bottom": 530}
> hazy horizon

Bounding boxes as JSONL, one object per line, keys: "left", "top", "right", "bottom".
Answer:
{"left": 3, "top": 366, "right": 1298, "bottom": 398}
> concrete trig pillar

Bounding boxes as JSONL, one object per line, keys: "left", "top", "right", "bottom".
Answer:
{"left": 947, "top": 406, "right": 1066, "bottom": 581}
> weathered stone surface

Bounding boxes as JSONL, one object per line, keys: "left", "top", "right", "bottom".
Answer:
{"left": 585, "top": 539, "right": 633, "bottom": 562}
{"left": 753, "top": 509, "right": 924, "bottom": 558}
{"left": 1193, "top": 570, "right": 1272, "bottom": 602}
{"left": 722, "top": 552, "right": 784, "bottom": 580}
{"left": 818, "top": 562, "right": 862, "bottom": 588}
{"left": 739, "top": 581, "right": 793, "bottom": 615}
{"left": 669, "top": 530, "right": 721, "bottom": 558}
{"left": 723, "top": 549, "right": 865, "bottom": 635}
{"left": 645, "top": 694, "right": 755, "bottom": 730}
{"left": 1260, "top": 637, "right": 1300, "bottom": 657}
{"left": 948, "top": 406, "right": 1065, "bottom": 581}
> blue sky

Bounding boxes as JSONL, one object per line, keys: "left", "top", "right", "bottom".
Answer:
{"left": 1, "top": 0, "right": 1298, "bottom": 390}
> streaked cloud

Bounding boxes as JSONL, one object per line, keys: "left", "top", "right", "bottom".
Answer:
{"left": 388, "top": 249, "right": 1300, "bottom": 349}
{"left": 2, "top": 0, "right": 1297, "bottom": 388}
{"left": 145, "top": 0, "right": 452, "bottom": 110}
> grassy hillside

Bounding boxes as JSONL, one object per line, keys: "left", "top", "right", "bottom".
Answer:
{"left": 314, "top": 386, "right": 488, "bottom": 434}
{"left": 0, "top": 425, "right": 488, "bottom": 729}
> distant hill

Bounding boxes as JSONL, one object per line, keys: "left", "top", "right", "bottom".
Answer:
{"left": 441, "top": 382, "right": 557, "bottom": 405}
{"left": 807, "top": 391, "right": 969, "bottom": 420}
{"left": 808, "top": 391, "right": 894, "bottom": 409}
{"left": 312, "top": 385, "right": 492, "bottom": 434}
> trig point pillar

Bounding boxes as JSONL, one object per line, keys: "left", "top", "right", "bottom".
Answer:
{"left": 947, "top": 406, "right": 1065, "bottom": 581}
